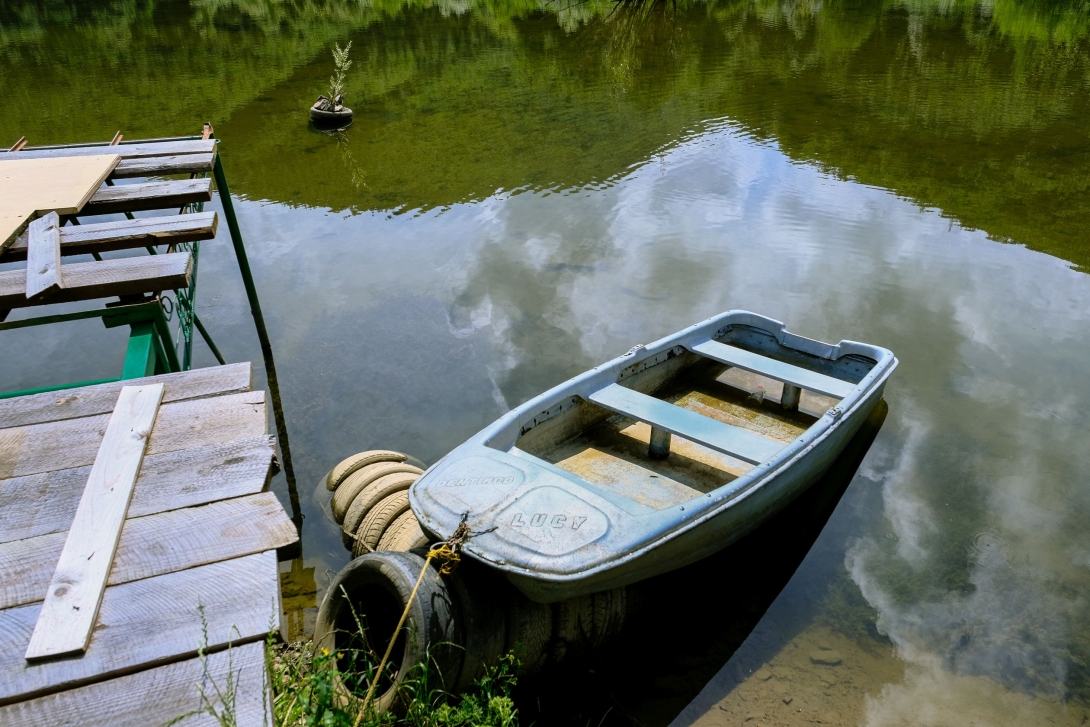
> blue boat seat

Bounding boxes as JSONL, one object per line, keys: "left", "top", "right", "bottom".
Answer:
{"left": 690, "top": 339, "right": 854, "bottom": 399}
{"left": 587, "top": 383, "right": 783, "bottom": 465}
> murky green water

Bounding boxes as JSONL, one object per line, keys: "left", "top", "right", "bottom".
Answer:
{"left": 3, "top": 0, "right": 1090, "bottom": 724}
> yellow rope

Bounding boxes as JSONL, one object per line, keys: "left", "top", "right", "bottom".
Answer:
{"left": 353, "top": 551, "right": 435, "bottom": 725}
{"left": 352, "top": 520, "right": 471, "bottom": 725}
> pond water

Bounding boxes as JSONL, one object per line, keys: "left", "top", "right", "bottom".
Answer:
{"left": 2, "top": 0, "right": 1090, "bottom": 724}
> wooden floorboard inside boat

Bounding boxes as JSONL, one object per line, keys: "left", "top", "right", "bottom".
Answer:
{"left": 525, "top": 363, "right": 830, "bottom": 510}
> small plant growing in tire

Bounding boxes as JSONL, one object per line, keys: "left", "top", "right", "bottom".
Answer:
{"left": 312, "top": 41, "right": 352, "bottom": 116}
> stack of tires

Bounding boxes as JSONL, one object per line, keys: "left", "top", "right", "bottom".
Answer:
{"left": 316, "top": 449, "right": 631, "bottom": 714}
{"left": 324, "top": 450, "right": 432, "bottom": 556}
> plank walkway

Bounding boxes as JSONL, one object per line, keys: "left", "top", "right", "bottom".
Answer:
{"left": 1, "top": 136, "right": 217, "bottom": 256}
{"left": 0, "top": 363, "right": 297, "bottom": 725}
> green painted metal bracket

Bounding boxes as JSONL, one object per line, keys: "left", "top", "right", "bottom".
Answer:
{"left": 102, "top": 301, "right": 181, "bottom": 374}
{"left": 121, "top": 322, "right": 158, "bottom": 379}
{"left": 0, "top": 302, "right": 180, "bottom": 398}
{"left": 0, "top": 377, "right": 121, "bottom": 400}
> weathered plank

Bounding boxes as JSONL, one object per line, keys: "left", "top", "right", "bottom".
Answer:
{"left": 0, "top": 551, "right": 280, "bottom": 705}
{"left": 0, "top": 361, "right": 250, "bottom": 429}
{"left": 24, "top": 213, "right": 63, "bottom": 299}
{"left": 0, "top": 641, "right": 270, "bottom": 727}
{"left": 4, "top": 212, "right": 217, "bottom": 262}
{"left": 0, "top": 390, "right": 267, "bottom": 480}
{"left": 81, "top": 179, "right": 212, "bottom": 216}
{"left": 25, "top": 384, "right": 164, "bottom": 660}
{"left": 4, "top": 139, "right": 216, "bottom": 161}
{"left": 0, "top": 435, "right": 275, "bottom": 544}
{"left": 112, "top": 152, "right": 217, "bottom": 179}
{"left": 2, "top": 492, "right": 297, "bottom": 610}
{"left": 1, "top": 154, "right": 120, "bottom": 250}
{"left": 0, "top": 251, "right": 192, "bottom": 309}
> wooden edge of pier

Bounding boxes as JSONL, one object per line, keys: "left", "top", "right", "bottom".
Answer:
{"left": 0, "top": 364, "right": 297, "bottom": 726}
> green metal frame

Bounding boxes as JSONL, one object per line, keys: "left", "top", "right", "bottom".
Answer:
{"left": 0, "top": 302, "right": 177, "bottom": 399}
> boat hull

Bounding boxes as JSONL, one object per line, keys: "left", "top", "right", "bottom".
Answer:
{"left": 411, "top": 310, "right": 897, "bottom": 602}
{"left": 504, "top": 380, "right": 886, "bottom": 601}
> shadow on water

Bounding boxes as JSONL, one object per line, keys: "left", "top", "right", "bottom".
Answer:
{"left": 517, "top": 399, "right": 889, "bottom": 726}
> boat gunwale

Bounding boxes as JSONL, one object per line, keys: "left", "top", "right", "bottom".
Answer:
{"left": 410, "top": 310, "right": 897, "bottom": 582}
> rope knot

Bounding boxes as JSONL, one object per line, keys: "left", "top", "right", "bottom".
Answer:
{"left": 427, "top": 514, "right": 473, "bottom": 576}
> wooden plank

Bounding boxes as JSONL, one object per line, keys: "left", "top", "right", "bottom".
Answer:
{"left": 691, "top": 339, "right": 855, "bottom": 399}
{"left": 2, "top": 492, "right": 297, "bottom": 610}
{"left": 25, "top": 384, "right": 165, "bottom": 660}
{"left": 588, "top": 383, "right": 783, "bottom": 465}
{"left": 3, "top": 212, "right": 217, "bottom": 262}
{"left": 0, "top": 435, "right": 275, "bottom": 544}
{"left": 81, "top": 178, "right": 212, "bottom": 216}
{"left": 0, "top": 251, "right": 192, "bottom": 310}
{"left": 0, "top": 551, "right": 280, "bottom": 705}
{"left": 0, "top": 390, "right": 267, "bottom": 480}
{"left": 24, "top": 213, "right": 63, "bottom": 299}
{"left": 3, "top": 139, "right": 216, "bottom": 161}
{"left": 0, "top": 155, "right": 120, "bottom": 250}
{"left": 0, "top": 362, "right": 251, "bottom": 429}
{"left": 112, "top": 152, "right": 217, "bottom": 179}
{"left": 0, "top": 641, "right": 270, "bottom": 727}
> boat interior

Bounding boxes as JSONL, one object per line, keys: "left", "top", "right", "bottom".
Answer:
{"left": 510, "top": 326, "right": 876, "bottom": 511}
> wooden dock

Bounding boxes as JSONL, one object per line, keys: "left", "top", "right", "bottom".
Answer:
{"left": 0, "top": 132, "right": 298, "bottom": 725}
{"left": 0, "top": 363, "right": 297, "bottom": 725}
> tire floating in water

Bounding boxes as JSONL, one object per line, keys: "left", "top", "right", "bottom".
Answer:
{"left": 377, "top": 509, "right": 430, "bottom": 552}
{"left": 341, "top": 471, "right": 420, "bottom": 549}
{"left": 354, "top": 490, "right": 413, "bottom": 558}
{"left": 324, "top": 449, "right": 426, "bottom": 493}
{"left": 331, "top": 462, "right": 423, "bottom": 524}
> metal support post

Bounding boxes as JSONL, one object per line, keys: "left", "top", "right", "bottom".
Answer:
{"left": 649, "top": 425, "right": 672, "bottom": 459}
{"left": 781, "top": 383, "right": 802, "bottom": 411}
{"left": 121, "top": 322, "right": 158, "bottom": 379}
{"left": 211, "top": 149, "right": 301, "bottom": 530}
{"left": 194, "top": 313, "right": 227, "bottom": 365}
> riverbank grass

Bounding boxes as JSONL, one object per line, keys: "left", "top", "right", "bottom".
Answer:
{"left": 267, "top": 633, "right": 520, "bottom": 727}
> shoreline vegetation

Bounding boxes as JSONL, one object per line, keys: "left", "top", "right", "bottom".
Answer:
{"left": 179, "top": 630, "right": 521, "bottom": 727}
{"left": 268, "top": 634, "right": 521, "bottom": 727}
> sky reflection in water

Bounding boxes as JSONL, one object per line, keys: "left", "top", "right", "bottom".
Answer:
{"left": 1, "top": 0, "right": 1089, "bottom": 724}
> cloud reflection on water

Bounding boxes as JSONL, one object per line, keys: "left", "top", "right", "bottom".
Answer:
{"left": 431, "top": 121, "right": 1090, "bottom": 720}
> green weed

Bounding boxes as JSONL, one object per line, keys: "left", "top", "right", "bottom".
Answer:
{"left": 267, "top": 635, "right": 520, "bottom": 727}
{"left": 328, "top": 41, "right": 352, "bottom": 101}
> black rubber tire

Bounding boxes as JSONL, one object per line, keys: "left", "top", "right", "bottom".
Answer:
{"left": 341, "top": 471, "right": 419, "bottom": 548}
{"left": 331, "top": 463, "right": 422, "bottom": 523}
{"left": 447, "top": 562, "right": 508, "bottom": 692}
{"left": 551, "top": 594, "right": 594, "bottom": 663}
{"left": 505, "top": 590, "right": 552, "bottom": 676}
{"left": 377, "top": 510, "right": 431, "bottom": 552}
{"left": 325, "top": 450, "right": 411, "bottom": 493}
{"left": 314, "top": 552, "right": 462, "bottom": 716}
{"left": 353, "top": 491, "right": 412, "bottom": 558}
{"left": 311, "top": 107, "right": 354, "bottom": 122}
{"left": 589, "top": 588, "right": 626, "bottom": 647}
